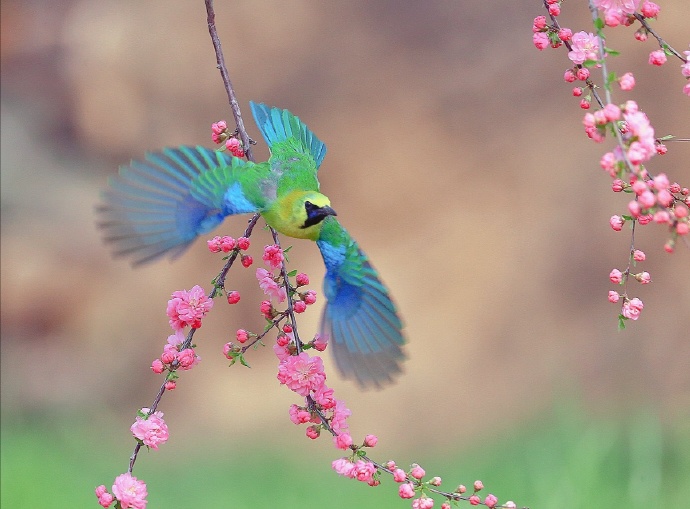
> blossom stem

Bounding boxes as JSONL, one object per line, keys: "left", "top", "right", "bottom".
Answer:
{"left": 633, "top": 14, "right": 687, "bottom": 62}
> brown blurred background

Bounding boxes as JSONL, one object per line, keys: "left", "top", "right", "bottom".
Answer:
{"left": 1, "top": 0, "right": 689, "bottom": 498}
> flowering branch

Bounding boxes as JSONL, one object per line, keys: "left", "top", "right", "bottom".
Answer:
{"left": 532, "top": 0, "right": 689, "bottom": 329}
{"left": 94, "top": 2, "right": 527, "bottom": 509}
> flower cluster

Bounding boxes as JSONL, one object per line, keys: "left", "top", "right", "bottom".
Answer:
{"left": 95, "top": 473, "right": 148, "bottom": 508}
{"left": 166, "top": 285, "right": 214, "bottom": 330}
{"left": 130, "top": 408, "right": 169, "bottom": 450}
{"left": 533, "top": 1, "right": 689, "bottom": 327}
{"left": 211, "top": 120, "right": 245, "bottom": 157}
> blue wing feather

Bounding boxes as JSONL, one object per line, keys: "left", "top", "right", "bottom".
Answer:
{"left": 317, "top": 218, "right": 405, "bottom": 388}
{"left": 98, "top": 145, "right": 253, "bottom": 265}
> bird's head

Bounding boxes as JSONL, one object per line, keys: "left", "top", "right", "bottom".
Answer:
{"left": 286, "top": 191, "right": 337, "bottom": 240}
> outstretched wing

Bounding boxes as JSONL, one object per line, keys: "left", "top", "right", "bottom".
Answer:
{"left": 98, "top": 146, "right": 260, "bottom": 265}
{"left": 316, "top": 217, "right": 406, "bottom": 388}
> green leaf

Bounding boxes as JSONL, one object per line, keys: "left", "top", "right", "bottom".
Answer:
{"left": 594, "top": 17, "right": 605, "bottom": 30}
{"left": 618, "top": 314, "right": 627, "bottom": 331}
{"left": 582, "top": 59, "right": 600, "bottom": 68}
{"left": 239, "top": 354, "right": 251, "bottom": 368}
{"left": 605, "top": 47, "right": 620, "bottom": 57}
{"left": 287, "top": 269, "right": 297, "bottom": 277}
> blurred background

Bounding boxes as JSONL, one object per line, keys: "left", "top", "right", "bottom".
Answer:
{"left": 2, "top": 1, "right": 689, "bottom": 507}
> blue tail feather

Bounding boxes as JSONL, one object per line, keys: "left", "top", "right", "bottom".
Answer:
{"left": 249, "top": 101, "right": 327, "bottom": 168}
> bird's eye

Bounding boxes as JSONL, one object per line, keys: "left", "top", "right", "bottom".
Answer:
{"left": 304, "top": 201, "right": 315, "bottom": 211}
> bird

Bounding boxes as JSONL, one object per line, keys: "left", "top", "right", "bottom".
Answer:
{"left": 99, "top": 102, "right": 405, "bottom": 388}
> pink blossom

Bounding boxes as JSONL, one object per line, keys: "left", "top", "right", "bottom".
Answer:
{"left": 219, "top": 236, "right": 235, "bottom": 252}
{"left": 331, "top": 399, "right": 351, "bottom": 434}
{"left": 592, "top": 0, "right": 640, "bottom": 25}
{"left": 675, "top": 205, "right": 688, "bottom": 218}
{"left": 256, "top": 268, "right": 287, "bottom": 302}
{"left": 95, "top": 485, "right": 114, "bottom": 508}
{"left": 354, "top": 460, "right": 377, "bottom": 483}
{"left": 485, "top": 494, "right": 499, "bottom": 508}
{"left": 312, "top": 333, "right": 328, "bottom": 352}
{"left": 640, "top": 1, "right": 660, "bottom": 18}
{"left": 176, "top": 348, "right": 199, "bottom": 370}
{"left": 649, "top": 49, "right": 667, "bottom": 66}
{"left": 532, "top": 16, "right": 547, "bottom": 31}
{"left": 260, "top": 300, "right": 273, "bottom": 319}
{"left": 474, "top": 480, "right": 484, "bottom": 492}
{"left": 653, "top": 210, "right": 670, "bottom": 223}
{"left": 576, "top": 67, "right": 590, "bottom": 81}
{"left": 413, "top": 497, "right": 435, "bottom": 509}
{"left": 410, "top": 464, "right": 426, "bottom": 480}
{"left": 430, "top": 476, "right": 442, "bottom": 486}
{"left": 633, "top": 249, "right": 646, "bottom": 261}
{"left": 237, "top": 237, "right": 250, "bottom": 250}
{"left": 160, "top": 344, "right": 176, "bottom": 364}
{"left": 612, "top": 179, "right": 625, "bottom": 192}
{"left": 457, "top": 485, "right": 467, "bottom": 493}
{"left": 608, "top": 291, "right": 620, "bottom": 303}
{"left": 296, "top": 272, "right": 310, "bottom": 286}
{"left": 313, "top": 383, "right": 335, "bottom": 409}
{"left": 637, "top": 272, "right": 652, "bottom": 284}
{"left": 334, "top": 432, "right": 353, "bottom": 450}
{"left": 393, "top": 468, "right": 407, "bottom": 482}
{"left": 112, "top": 472, "right": 148, "bottom": 509}
{"left": 306, "top": 425, "right": 320, "bottom": 439}
{"left": 442, "top": 503, "right": 452, "bottom": 509}
{"left": 236, "top": 329, "right": 249, "bottom": 344}
{"left": 164, "top": 380, "right": 176, "bottom": 390}
{"left": 166, "top": 286, "right": 213, "bottom": 330}
{"left": 293, "top": 301, "right": 307, "bottom": 313}
{"left": 639, "top": 190, "right": 656, "bottom": 208}
{"left": 364, "top": 434, "right": 378, "bottom": 447}
{"left": 150, "top": 359, "right": 164, "bottom": 374}
{"left": 505, "top": 503, "right": 518, "bottom": 509}
{"left": 131, "top": 409, "right": 169, "bottom": 450}
{"left": 568, "top": 32, "right": 602, "bottom": 65}
{"left": 332, "top": 458, "right": 356, "bottom": 478}
{"left": 533, "top": 32, "right": 549, "bottom": 51}
{"left": 657, "top": 189, "right": 674, "bottom": 207}
{"left": 622, "top": 297, "right": 644, "bottom": 320}
{"left": 289, "top": 404, "right": 312, "bottom": 424}
{"left": 262, "top": 244, "right": 284, "bottom": 270}
{"left": 399, "top": 482, "right": 416, "bottom": 499}
{"left": 276, "top": 352, "right": 326, "bottom": 396}
{"left": 227, "top": 290, "right": 241, "bottom": 304}
{"left": 273, "top": 343, "right": 291, "bottom": 362}
{"left": 619, "top": 72, "right": 635, "bottom": 91}
{"left": 610, "top": 215, "right": 625, "bottom": 231}
{"left": 564, "top": 69, "right": 577, "bottom": 83}
{"left": 677, "top": 222, "right": 689, "bottom": 235}
{"left": 207, "top": 236, "right": 222, "bottom": 253}
{"left": 303, "top": 290, "right": 317, "bottom": 305}
{"left": 241, "top": 254, "right": 253, "bottom": 267}
{"left": 167, "top": 329, "right": 185, "bottom": 347}
{"left": 558, "top": 28, "right": 573, "bottom": 41}
{"left": 682, "top": 47, "right": 690, "bottom": 77}
{"left": 610, "top": 269, "right": 623, "bottom": 284}
{"left": 603, "top": 103, "right": 621, "bottom": 122}
{"left": 225, "top": 137, "right": 245, "bottom": 157}
{"left": 469, "top": 495, "right": 481, "bottom": 505}
{"left": 548, "top": 3, "right": 561, "bottom": 16}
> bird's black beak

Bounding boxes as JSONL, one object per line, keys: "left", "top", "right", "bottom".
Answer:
{"left": 303, "top": 204, "right": 337, "bottom": 228}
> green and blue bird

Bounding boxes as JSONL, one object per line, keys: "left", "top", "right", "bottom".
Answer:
{"left": 100, "top": 102, "right": 405, "bottom": 388}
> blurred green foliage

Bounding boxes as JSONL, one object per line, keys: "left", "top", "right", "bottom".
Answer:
{"left": 2, "top": 404, "right": 689, "bottom": 508}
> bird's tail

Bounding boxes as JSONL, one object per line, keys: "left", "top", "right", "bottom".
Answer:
{"left": 98, "top": 146, "right": 237, "bottom": 265}
{"left": 249, "top": 102, "right": 327, "bottom": 168}
{"left": 316, "top": 217, "right": 406, "bottom": 388}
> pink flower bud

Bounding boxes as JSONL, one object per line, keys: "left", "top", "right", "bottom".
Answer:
{"left": 236, "top": 329, "right": 249, "bottom": 344}
{"left": 430, "top": 476, "right": 442, "bottom": 486}
{"left": 677, "top": 222, "right": 689, "bottom": 236}
{"left": 485, "top": 494, "right": 499, "bottom": 508}
{"left": 609, "top": 269, "right": 623, "bottom": 284}
{"left": 469, "top": 495, "right": 481, "bottom": 505}
{"left": 398, "top": 483, "right": 416, "bottom": 499}
{"left": 633, "top": 250, "right": 646, "bottom": 261}
{"left": 151, "top": 358, "right": 165, "bottom": 374}
{"left": 164, "top": 380, "right": 176, "bottom": 391}
{"left": 296, "top": 272, "right": 310, "bottom": 286}
{"left": 393, "top": 468, "right": 407, "bottom": 482}
{"left": 241, "top": 254, "right": 253, "bottom": 268}
{"left": 294, "top": 301, "right": 307, "bottom": 313}
{"left": 410, "top": 464, "right": 426, "bottom": 480}
{"left": 227, "top": 291, "right": 241, "bottom": 304}
{"left": 474, "top": 480, "right": 484, "bottom": 492}
{"left": 641, "top": 1, "right": 660, "bottom": 18}
{"left": 610, "top": 215, "right": 625, "bottom": 231}
{"left": 608, "top": 291, "right": 620, "bottom": 303}
{"left": 364, "top": 434, "right": 378, "bottom": 447}
{"left": 648, "top": 49, "right": 667, "bottom": 66}
{"left": 619, "top": 72, "right": 635, "bottom": 91}
{"left": 237, "top": 237, "right": 251, "bottom": 250}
